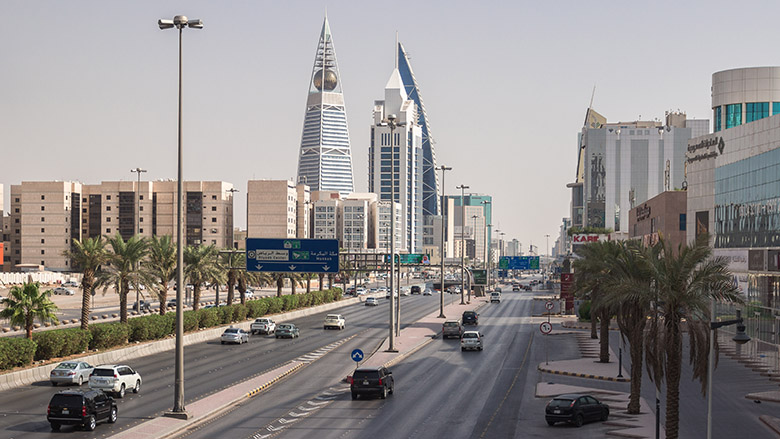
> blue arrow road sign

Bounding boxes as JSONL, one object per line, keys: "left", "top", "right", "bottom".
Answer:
{"left": 246, "top": 238, "right": 339, "bottom": 273}
{"left": 351, "top": 349, "right": 364, "bottom": 362}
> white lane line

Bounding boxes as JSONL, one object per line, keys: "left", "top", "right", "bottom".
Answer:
{"left": 279, "top": 418, "right": 298, "bottom": 424}
{"left": 289, "top": 411, "right": 310, "bottom": 417}
{"left": 266, "top": 424, "right": 284, "bottom": 432}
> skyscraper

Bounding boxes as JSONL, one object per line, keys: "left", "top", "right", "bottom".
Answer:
{"left": 296, "top": 16, "right": 354, "bottom": 196}
{"left": 397, "top": 43, "right": 438, "bottom": 216}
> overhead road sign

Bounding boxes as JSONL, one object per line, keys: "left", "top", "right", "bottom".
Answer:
{"left": 246, "top": 238, "right": 339, "bottom": 273}
{"left": 383, "top": 253, "right": 431, "bottom": 264}
{"left": 499, "top": 256, "right": 540, "bottom": 270}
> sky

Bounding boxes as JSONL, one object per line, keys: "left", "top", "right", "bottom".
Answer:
{"left": 3, "top": 0, "right": 780, "bottom": 253}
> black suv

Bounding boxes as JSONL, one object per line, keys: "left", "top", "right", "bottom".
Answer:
{"left": 351, "top": 366, "right": 394, "bottom": 400}
{"left": 47, "top": 389, "right": 117, "bottom": 431}
{"left": 462, "top": 311, "right": 479, "bottom": 326}
{"left": 410, "top": 285, "right": 421, "bottom": 294}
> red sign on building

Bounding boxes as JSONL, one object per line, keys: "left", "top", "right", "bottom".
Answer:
{"left": 560, "top": 272, "right": 574, "bottom": 312}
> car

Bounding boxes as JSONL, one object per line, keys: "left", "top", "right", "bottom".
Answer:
{"left": 356, "top": 288, "right": 367, "bottom": 295}
{"left": 512, "top": 285, "right": 520, "bottom": 291}
{"left": 88, "top": 365, "right": 142, "bottom": 398}
{"left": 460, "top": 331, "right": 484, "bottom": 351}
{"left": 53, "top": 287, "right": 75, "bottom": 296}
{"left": 47, "top": 389, "right": 117, "bottom": 432}
{"left": 244, "top": 289, "right": 255, "bottom": 299}
{"left": 365, "top": 297, "right": 379, "bottom": 306}
{"left": 250, "top": 318, "right": 276, "bottom": 335}
{"left": 495, "top": 287, "right": 502, "bottom": 293}
{"left": 442, "top": 320, "right": 463, "bottom": 339}
{"left": 545, "top": 393, "right": 609, "bottom": 427}
{"left": 490, "top": 292, "right": 501, "bottom": 303}
{"left": 378, "top": 286, "right": 388, "bottom": 293}
{"left": 350, "top": 366, "right": 394, "bottom": 400}
{"left": 62, "top": 281, "right": 79, "bottom": 288}
{"left": 400, "top": 287, "right": 410, "bottom": 296}
{"left": 166, "top": 298, "right": 179, "bottom": 308}
{"left": 221, "top": 327, "right": 249, "bottom": 344}
{"left": 462, "top": 311, "right": 479, "bottom": 326}
{"left": 129, "top": 300, "right": 152, "bottom": 312}
{"left": 410, "top": 285, "right": 421, "bottom": 294}
{"left": 324, "top": 314, "right": 346, "bottom": 330}
{"left": 423, "top": 288, "right": 433, "bottom": 296}
{"left": 50, "top": 361, "right": 94, "bottom": 386}
{"left": 276, "top": 323, "right": 300, "bottom": 338}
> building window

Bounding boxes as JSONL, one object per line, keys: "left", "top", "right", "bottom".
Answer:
{"left": 106, "top": 195, "right": 111, "bottom": 200}
{"left": 41, "top": 195, "right": 45, "bottom": 200}
{"left": 212, "top": 195, "right": 217, "bottom": 200}
{"left": 212, "top": 206, "right": 216, "bottom": 211}
{"left": 140, "top": 206, "right": 144, "bottom": 211}
{"left": 726, "top": 103, "right": 742, "bottom": 129}
{"left": 139, "top": 228, "right": 143, "bottom": 233}
{"left": 41, "top": 217, "right": 45, "bottom": 222}
{"left": 14, "top": 198, "right": 19, "bottom": 202}
{"left": 15, "top": 219, "right": 19, "bottom": 223}
{"left": 746, "top": 102, "right": 769, "bottom": 123}
{"left": 773, "top": 103, "right": 780, "bottom": 116}
{"left": 140, "top": 217, "right": 143, "bottom": 222}
{"left": 212, "top": 218, "right": 217, "bottom": 223}
{"left": 41, "top": 239, "right": 45, "bottom": 244}
{"left": 41, "top": 249, "right": 45, "bottom": 255}
{"left": 41, "top": 228, "right": 45, "bottom": 233}
{"left": 106, "top": 206, "right": 111, "bottom": 211}
{"left": 679, "top": 213, "right": 686, "bottom": 231}
{"left": 106, "top": 228, "right": 111, "bottom": 233}
{"left": 106, "top": 217, "right": 111, "bottom": 222}
{"left": 41, "top": 206, "right": 45, "bottom": 211}
{"left": 140, "top": 195, "right": 144, "bottom": 200}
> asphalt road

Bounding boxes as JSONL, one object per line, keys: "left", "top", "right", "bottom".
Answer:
{"left": 0, "top": 291, "right": 439, "bottom": 438}
{"left": 176, "top": 286, "right": 614, "bottom": 439}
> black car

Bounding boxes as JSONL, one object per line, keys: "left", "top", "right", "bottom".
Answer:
{"left": 410, "top": 285, "right": 421, "bottom": 294}
{"left": 545, "top": 393, "right": 609, "bottom": 427}
{"left": 462, "top": 311, "right": 479, "bottom": 326}
{"left": 47, "top": 389, "right": 117, "bottom": 431}
{"left": 129, "top": 300, "right": 152, "bottom": 312}
{"left": 351, "top": 366, "right": 394, "bottom": 400}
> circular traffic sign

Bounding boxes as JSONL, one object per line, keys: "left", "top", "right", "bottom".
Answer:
{"left": 351, "top": 349, "right": 364, "bottom": 363}
{"left": 540, "top": 322, "right": 553, "bottom": 334}
{"left": 545, "top": 301, "right": 554, "bottom": 311}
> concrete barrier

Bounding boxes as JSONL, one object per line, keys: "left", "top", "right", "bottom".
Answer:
{"left": 0, "top": 294, "right": 364, "bottom": 392}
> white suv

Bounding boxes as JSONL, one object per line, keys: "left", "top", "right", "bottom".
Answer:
{"left": 490, "top": 292, "right": 501, "bottom": 303}
{"left": 88, "top": 364, "right": 142, "bottom": 398}
{"left": 323, "top": 314, "right": 346, "bottom": 330}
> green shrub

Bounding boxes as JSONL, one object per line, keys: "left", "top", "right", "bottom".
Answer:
{"left": 246, "top": 300, "right": 268, "bottom": 318}
{"left": 0, "top": 338, "right": 37, "bottom": 370}
{"left": 128, "top": 314, "right": 175, "bottom": 342}
{"left": 282, "top": 295, "right": 299, "bottom": 311}
{"left": 216, "top": 306, "right": 233, "bottom": 325}
{"left": 198, "top": 308, "right": 220, "bottom": 328}
{"left": 578, "top": 300, "right": 592, "bottom": 321}
{"left": 232, "top": 305, "right": 248, "bottom": 322}
{"left": 266, "top": 297, "right": 284, "bottom": 314}
{"left": 33, "top": 328, "right": 91, "bottom": 361}
{"left": 183, "top": 310, "right": 199, "bottom": 332}
{"left": 89, "top": 322, "right": 129, "bottom": 350}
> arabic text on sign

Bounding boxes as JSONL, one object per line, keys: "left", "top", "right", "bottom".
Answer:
{"left": 255, "top": 250, "right": 289, "bottom": 261}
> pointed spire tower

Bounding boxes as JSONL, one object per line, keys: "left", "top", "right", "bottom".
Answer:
{"left": 397, "top": 42, "right": 438, "bottom": 216}
{"left": 296, "top": 16, "right": 354, "bottom": 195}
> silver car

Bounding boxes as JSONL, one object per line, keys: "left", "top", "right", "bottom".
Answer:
{"left": 221, "top": 327, "right": 249, "bottom": 344}
{"left": 50, "top": 361, "right": 94, "bottom": 386}
{"left": 460, "top": 331, "right": 484, "bottom": 351}
{"left": 53, "top": 287, "right": 75, "bottom": 296}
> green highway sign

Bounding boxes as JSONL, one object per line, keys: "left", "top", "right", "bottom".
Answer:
{"left": 472, "top": 269, "right": 487, "bottom": 285}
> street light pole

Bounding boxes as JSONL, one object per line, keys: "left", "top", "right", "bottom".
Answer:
{"left": 485, "top": 223, "right": 492, "bottom": 290}
{"left": 456, "top": 185, "right": 469, "bottom": 305}
{"left": 437, "top": 165, "right": 451, "bottom": 318}
{"left": 470, "top": 214, "right": 478, "bottom": 302}
{"left": 544, "top": 233, "right": 550, "bottom": 288}
{"left": 384, "top": 114, "right": 404, "bottom": 351}
{"left": 158, "top": 14, "right": 202, "bottom": 419}
{"left": 131, "top": 167, "right": 147, "bottom": 314}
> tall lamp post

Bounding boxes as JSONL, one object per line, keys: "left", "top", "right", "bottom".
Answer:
{"left": 497, "top": 231, "right": 505, "bottom": 282}
{"left": 456, "top": 184, "right": 469, "bottom": 305}
{"left": 470, "top": 214, "right": 478, "bottom": 302}
{"left": 158, "top": 14, "right": 202, "bottom": 419}
{"left": 437, "top": 165, "right": 451, "bottom": 318}
{"left": 383, "top": 114, "right": 405, "bottom": 349}
{"left": 544, "top": 233, "right": 550, "bottom": 287}
{"left": 485, "top": 223, "right": 493, "bottom": 289}
{"left": 131, "top": 167, "right": 147, "bottom": 314}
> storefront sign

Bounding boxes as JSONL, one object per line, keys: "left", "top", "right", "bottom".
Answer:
{"left": 714, "top": 249, "right": 748, "bottom": 272}
{"left": 635, "top": 203, "right": 652, "bottom": 222}
{"left": 687, "top": 136, "right": 725, "bottom": 163}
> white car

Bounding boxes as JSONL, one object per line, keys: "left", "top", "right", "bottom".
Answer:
{"left": 62, "top": 281, "right": 79, "bottom": 288}
{"left": 323, "top": 314, "right": 346, "bottom": 330}
{"left": 400, "top": 287, "right": 410, "bottom": 296}
{"left": 461, "top": 331, "right": 484, "bottom": 351}
{"left": 423, "top": 288, "right": 433, "bottom": 296}
{"left": 53, "top": 287, "right": 75, "bottom": 296}
{"left": 88, "top": 364, "right": 142, "bottom": 398}
{"left": 221, "top": 327, "right": 249, "bottom": 344}
{"left": 490, "top": 292, "right": 501, "bottom": 303}
{"left": 365, "top": 297, "right": 379, "bottom": 306}
{"left": 250, "top": 318, "right": 276, "bottom": 335}
{"left": 244, "top": 289, "right": 255, "bottom": 299}
{"left": 356, "top": 288, "right": 367, "bottom": 295}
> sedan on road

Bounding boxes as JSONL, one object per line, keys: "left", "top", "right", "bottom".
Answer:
{"left": 460, "top": 331, "right": 484, "bottom": 351}
{"left": 53, "top": 287, "right": 75, "bottom": 296}
{"left": 50, "top": 361, "right": 94, "bottom": 386}
{"left": 545, "top": 393, "right": 609, "bottom": 427}
{"left": 365, "top": 297, "right": 379, "bottom": 306}
{"left": 323, "top": 314, "right": 346, "bottom": 330}
{"left": 276, "top": 323, "right": 300, "bottom": 338}
{"left": 221, "top": 328, "right": 249, "bottom": 344}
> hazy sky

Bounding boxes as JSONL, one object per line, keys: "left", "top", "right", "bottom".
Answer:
{"left": 3, "top": 1, "right": 780, "bottom": 252}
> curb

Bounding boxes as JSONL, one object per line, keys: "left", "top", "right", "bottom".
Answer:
{"left": 759, "top": 415, "right": 780, "bottom": 435}
{"left": 246, "top": 362, "right": 305, "bottom": 397}
{"left": 538, "top": 365, "right": 630, "bottom": 382}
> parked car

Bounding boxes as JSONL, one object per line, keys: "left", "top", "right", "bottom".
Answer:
{"left": 129, "top": 300, "right": 152, "bottom": 312}
{"left": 50, "top": 361, "right": 94, "bottom": 386}
{"left": 350, "top": 366, "right": 394, "bottom": 400}
{"left": 88, "top": 365, "right": 141, "bottom": 398}
{"left": 324, "top": 314, "right": 346, "bottom": 330}
{"left": 490, "top": 292, "right": 501, "bottom": 303}
{"left": 462, "top": 311, "right": 479, "bottom": 326}
{"left": 47, "top": 389, "right": 117, "bottom": 432}
{"left": 442, "top": 320, "right": 463, "bottom": 339}
{"left": 460, "top": 331, "right": 484, "bottom": 351}
{"left": 62, "top": 281, "right": 79, "bottom": 288}
{"left": 250, "top": 318, "right": 276, "bottom": 335}
{"left": 423, "top": 288, "right": 433, "bottom": 296}
{"left": 221, "top": 327, "right": 249, "bottom": 344}
{"left": 410, "top": 285, "right": 421, "bottom": 294}
{"left": 365, "top": 297, "right": 379, "bottom": 306}
{"left": 545, "top": 393, "right": 609, "bottom": 427}
{"left": 276, "top": 323, "right": 300, "bottom": 338}
{"left": 53, "top": 287, "right": 75, "bottom": 296}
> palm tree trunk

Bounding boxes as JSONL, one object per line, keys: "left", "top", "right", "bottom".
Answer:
{"left": 26, "top": 313, "right": 33, "bottom": 339}
{"left": 81, "top": 275, "right": 93, "bottom": 330}
{"left": 591, "top": 315, "right": 598, "bottom": 339}
{"left": 119, "top": 285, "right": 128, "bottom": 324}
{"left": 227, "top": 273, "right": 235, "bottom": 306}
{"left": 599, "top": 311, "right": 610, "bottom": 363}
{"left": 318, "top": 274, "right": 324, "bottom": 291}
{"left": 159, "top": 287, "right": 167, "bottom": 315}
{"left": 306, "top": 277, "right": 311, "bottom": 294}
{"left": 276, "top": 278, "right": 283, "bottom": 297}
{"left": 665, "top": 321, "right": 683, "bottom": 439}
{"left": 193, "top": 286, "right": 201, "bottom": 311}
{"left": 627, "top": 327, "right": 644, "bottom": 414}
{"left": 328, "top": 274, "right": 333, "bottom": 289}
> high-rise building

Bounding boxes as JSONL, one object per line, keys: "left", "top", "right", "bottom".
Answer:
{"left": 398, "top": 42, "right": 438, "bottom": 217}
{"left": 296, "top": 15, "right": 354, "bottom": 196}
{"left": 368, "top": 68, "right": 424, "bottom": 253}
{"left": 247, "top": 180, "right": 303, "bottom": 239}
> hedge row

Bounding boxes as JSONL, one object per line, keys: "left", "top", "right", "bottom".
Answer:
{"left": 0, "top": 288, "right": 342, "bottom": 372}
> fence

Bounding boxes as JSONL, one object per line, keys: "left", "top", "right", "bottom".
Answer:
{"left": 0, "top": 271, "right": 79, "bottom": 286}
{"left": 714, "top": 301, "right": 780, "bottom": 373}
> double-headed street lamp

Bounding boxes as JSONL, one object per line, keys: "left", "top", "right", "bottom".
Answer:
{"left": 471, "top": 214, "right": 478, "bottom": 302}
{"left": 456, "top": 184, "right": 469, "bottom": 305}
{"left": 131, "top": 167, "right": 147, "bottom": 314}
{"left": 485, "top": 223, "right": 493, "bottom": 289}
{"left": 158, "top": 14, "right": 202, "bottom": 419}
{"left": 437, "top": 165, "right": 452, "bottom": 318}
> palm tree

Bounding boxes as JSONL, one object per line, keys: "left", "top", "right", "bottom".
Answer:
{"left": 145, "top": 235, "right": 177, "bottom": 315}
{"left": 183, "top": 245, "right": 220, "bottom": 311}
{"left": 219, "top": 250, "right": 244, "bottom": 306}
{"left": 302, "top": 273, "right": 314, "bottom": 294}
{"left": 1, "top": 282, "right": 59, "bottom": 339}
{"left": 63, "top": 237, "right": 110, "bottom": 330}
{"left": 644, "top": 235, "right": 742, "bottom": 439}
{"left": 572, "top": 239, "right": 622, "bottom": 363}
{"left": 602, "top": 240, "right": 657, "bottom": 414}
{"left": 288, "top": 273, "right": 302, "bottom": 294}
{"left": 318, "top": 273, "right": 325, "bottom": 291}
{"left": 97, "top": 233, "right": 150, "bottom": 324}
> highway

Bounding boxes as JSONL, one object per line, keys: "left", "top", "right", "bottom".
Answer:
{"left": 0, "top": 292, "right": 439, "bottom": 438}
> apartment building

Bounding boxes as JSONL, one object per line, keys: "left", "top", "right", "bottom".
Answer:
{"left": 247, "top": 180, "right": 305, "bottom": 239}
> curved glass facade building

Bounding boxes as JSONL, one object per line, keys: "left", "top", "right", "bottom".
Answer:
{"left": 296, "top": 16, "right": 355, "bottom": 196}
{"left": 712, "top": 67, "right": 780, "bottom": 132}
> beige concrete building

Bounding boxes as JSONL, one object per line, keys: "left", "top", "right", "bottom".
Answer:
{"left": 312, "top": 198, "right": 341, "bottom": 241}
{"left": 247, "top": 180, "right": 299, "bottom": 239}
{"left": 296, "top": 184, "right": 311, "bottom": 239}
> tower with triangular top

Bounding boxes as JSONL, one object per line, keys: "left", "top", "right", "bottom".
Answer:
{"left": 296, "top": 16, "right": 354, "bottom": 196}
